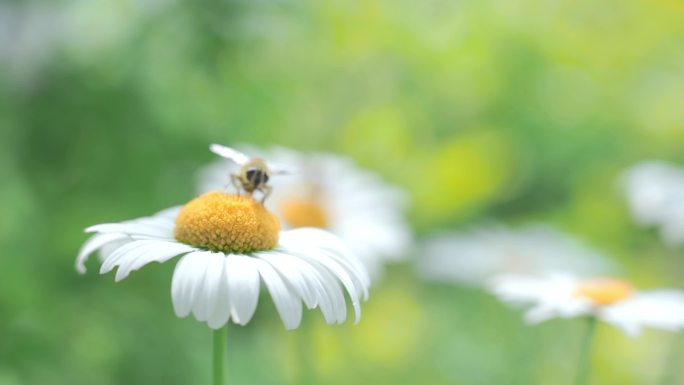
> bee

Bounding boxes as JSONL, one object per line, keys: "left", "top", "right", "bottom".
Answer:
{"left": 209, "top": 144, "right": 290, "bottom": 203}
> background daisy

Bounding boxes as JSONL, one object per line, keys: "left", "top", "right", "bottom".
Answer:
{"left": 199, "top": 146, "right": 413, "bottom": 280}
{"left": 417, "top": 224, "right": 616, "bottom": 287}
{"left": 490, "top": 273, "right": 684, "bottom": 337}
{"left": 622, "top": 161, "right": 684, "bottom": 245}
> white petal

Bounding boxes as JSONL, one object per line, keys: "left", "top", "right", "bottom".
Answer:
{"left": 191, "top": 252, "right": 225, "bottom": 323}
{"left": 255, "top": 250, "right": 347, "bottom": 324}
{"left": 97, "top": 238, "right": 131, "bottom": 262}
{"left": 99, "top": 240, "right": 195, "bottom": 281}
{"left": 171, "top": 251, "right": 220, "bottom": 323}
{"left": 489, "top": 273, "right": 592, "bottom": 323}
{"left": 252, "top": 258, "right": 303, "bottom": 330}
{"left": 76, "top": 206, "right": 182, "bottom": 273}
{"left": 86, "top": 222, "right": 173, "bottom": 239}
{"left": 489, "top": 274, "right": 552, "bottom": 304}
{"left": 256, "top": 252, "right": 319, "bottom": 309}
{"left": 600, "top": 290, "right": 684, "bottom": 336}
{"left": 75, "top": 233, "right": 128, "bottom": 274}
{"left": 207, "top": 258, "right": 231, "bottom": 329}
{"left": 100, "top": 241, "right": 145, "bottom": 274}
{"left": 85, "top": 211, "right": 176, "bottom": 238}
{"left": 290, "top": 246, "right": 361, "bottom": 307}
{"left": 303, "top": 259, "right": 347, "bottom": 323}
{"left": 285, "top": 228, "right": 370, "bottom": 285}
{"left": 281, "top": 228, "right": 370, "bottom": 297}
{"left": 278, "top": 235, "right": 366, "bottom": 323}
{"left": 225, "top": 254, "right": 261, "bottom": 325}
{"left": 117, "top": 241, "right": 196, "bottom": 281}
{"left": 172, "top": 252, "right": 210, "bottom": 317}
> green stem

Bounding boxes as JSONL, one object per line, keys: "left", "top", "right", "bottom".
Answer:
{"left": 297, "top": 313, "right": 315, "bottom": 385}
{"left": 213, "top": 326, "right": 227, "bottom": 385}
{"left": 574, "top": 317, "right": 598, "bottom": 385}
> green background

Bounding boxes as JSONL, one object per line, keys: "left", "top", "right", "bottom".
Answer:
{"left": 2, "top": 0, "right": 684, "bottom": 384}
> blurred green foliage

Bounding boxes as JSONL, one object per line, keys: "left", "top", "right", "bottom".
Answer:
{"left": 2, "top": 0, "right": 684, "bottom": 384}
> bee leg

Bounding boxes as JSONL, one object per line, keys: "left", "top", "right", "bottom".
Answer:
{"left": 259, "top": 185, "right": 272, "bottom": 204}
{"left": 230, "top": 174, "right": 242, "bottom": 196}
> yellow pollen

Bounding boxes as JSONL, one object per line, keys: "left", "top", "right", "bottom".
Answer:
{"left": 280, "top": 199, "right": 329, "bottom": 228}
{"left": 574, "top": 277, "right": 633, "bottom": 306}
{"left": 174, "top": 192, "right": 279, "bottom": 253}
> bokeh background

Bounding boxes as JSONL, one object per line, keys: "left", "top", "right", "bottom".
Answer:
{"left": 2, "top": 0, "right": 684, "bottom": 384}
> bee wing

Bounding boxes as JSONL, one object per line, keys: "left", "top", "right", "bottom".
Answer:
{"left": 268, "top": 162, "right": 295, "bottom": 175}
{"left": 209, "top": 144, "right": 250, "bottom": 165}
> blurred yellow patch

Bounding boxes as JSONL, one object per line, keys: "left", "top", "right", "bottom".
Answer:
{"left": 594, "top": 325, "right": 664, "bottom": 384}
{"left": 296, "top": 284, "right": 427, "bottom": 378}
{"left": 634, "top": 79, "right": 684, "bottom": 134}
{"left": 349, "top": 284, "right": 426, "bottom": 365}
{"left": 414, "top": 130, "right": 515, "bottom": 222}
{"left": 318, "top": 0, "right": 385, "bottom": 56}
{"left": 564, "top": 169, "right": 629, "bottom": 242}
{"left": 574, "top": 278, "right": 632, "bottom": 305}
{"left": 654, "top": 0, "right": 684, "bottom": 10}
{"left": 311, "top": 319, "right": 347, "bottom": 376}
{"left": 280, "top": 199, "right": 330, "bottom": 229}
{"left": 341, "top": 105, "right": 412, "bottom": 170}
{"left": 276, "top": 317, "right": 343, "bottom": 380}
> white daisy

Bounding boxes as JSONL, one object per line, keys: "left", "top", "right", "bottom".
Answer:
{"left": 76, "top": 191, "right": 370, "bottom": 330}
{"left": 622, "top": 161, "right": 684, "bottom": 245}
{"left": 198, "top": 146, "right": 412, "bottom": 279}
{"left": 490, "top": 273, "right": 684, "bottom": 337}
{"left": 417, "top": 224, "right": 616, "bottom": 287}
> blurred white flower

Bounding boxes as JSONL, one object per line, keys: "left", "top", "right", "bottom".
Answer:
{"left": 76, "top": 191, "right": 369, "bottom": 330}
{"left": 417, "top": 224, "right": 615, "bottom": 287}
{"left": 0, "top": 4, "right": 63, "bottom": 79}
{"left": 490, "top": 274, "right": 684, "bottom": 337}
{"left": 622, "top": 161, "right": 684, "bottom": 245}
{"left": 198, "top": 146, "right": 412, "bottom": 280}
{"left": 0, "top": 0, "right": 171, "bottom": 82}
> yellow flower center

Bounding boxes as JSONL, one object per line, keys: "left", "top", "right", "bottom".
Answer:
{"left": 280, "top": 199, "right": 329, "bottom": 228}
{"left": 174, "top": 192, "right": 280, "bottom": 253}
{"left": 574, "top": 277, "right": 633, "bottom": 306}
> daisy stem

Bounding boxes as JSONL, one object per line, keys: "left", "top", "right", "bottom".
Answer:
{"left": 574, "top": 316, "right": 597, "bottom": 385}
{"left": 213, "top": 326, "right": 227, "bottom": 385}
